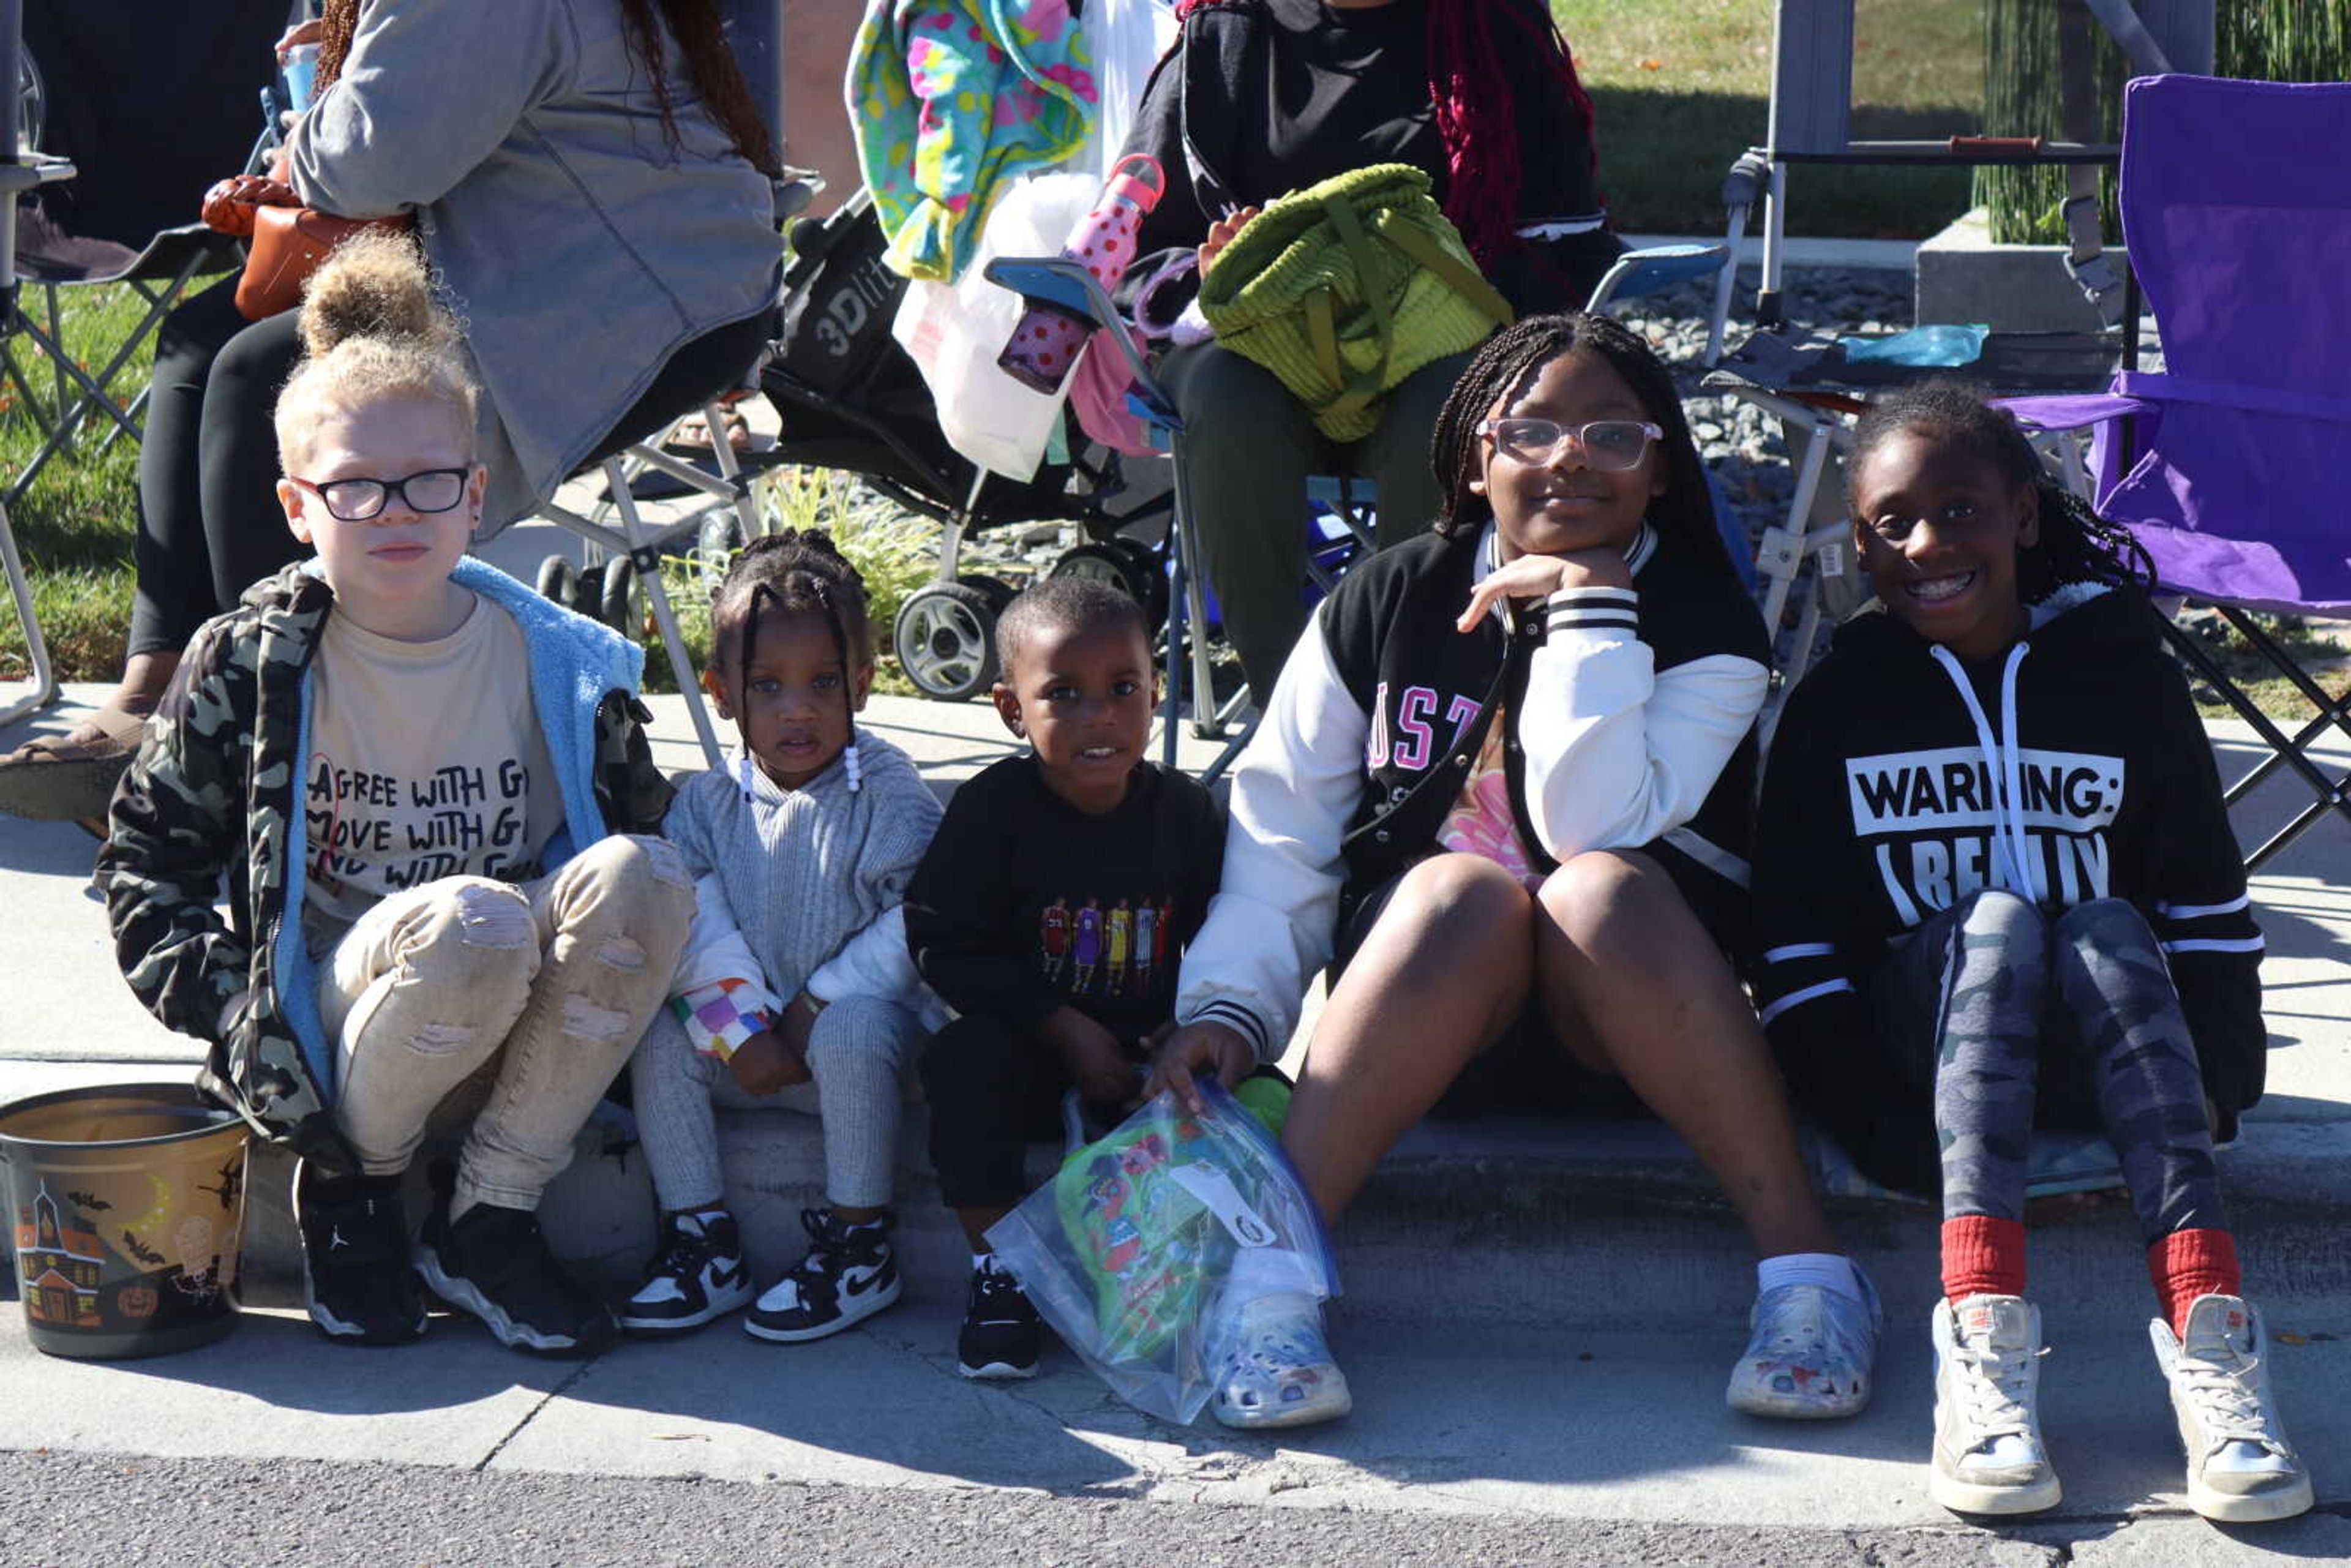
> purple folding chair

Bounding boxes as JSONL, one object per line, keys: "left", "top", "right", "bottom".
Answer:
{"left": 2004, "top": 74, "right": 2351, "bottom": 871}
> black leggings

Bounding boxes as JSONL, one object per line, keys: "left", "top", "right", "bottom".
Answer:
{"left": 127, "top": 276, "right": 773, "bottom": 658}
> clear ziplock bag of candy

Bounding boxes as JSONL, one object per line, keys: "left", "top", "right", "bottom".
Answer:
{"left": 986, "top": 1077, "right": 1339, "bottom": 1423}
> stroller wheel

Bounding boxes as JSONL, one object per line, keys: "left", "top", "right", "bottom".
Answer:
{"left": 1051, "top": 541, "right": 1167, "bottom": 632}
{"left": 534, "top": 555, "right": 578, "bottom": 608}
{"left": 596, "top": 557, "right": 645, "bottom": 639}
{"left": 894, "top": 581, "right": 1000, "bottom": 702}
{"left": 1105, "top": 536, "right": 1170, "bottom": 632}
{"left": 696, "top": 509, "right": 747, "bottom": 597}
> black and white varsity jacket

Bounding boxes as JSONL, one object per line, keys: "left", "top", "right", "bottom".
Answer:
{"left": 1752, "top": 582, "right": 2267, "bottom": 1193}
{"left": 1175, "top": 522, "right": 1772, "bottom": 1062}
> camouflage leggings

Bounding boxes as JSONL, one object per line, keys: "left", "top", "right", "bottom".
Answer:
{"left": 1871, "top": 890, "right": 2225, "bottom": 1243}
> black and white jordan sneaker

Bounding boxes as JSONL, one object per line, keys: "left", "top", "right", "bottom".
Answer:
{"left": 743, "top": 1207, "right": 902, "bottom": 1343}
{"left": 294, "top": 1158, "right": 427, "bottom": 1346}
{"left": 616, "top": 1209, "right": 755, "bottom": 1337}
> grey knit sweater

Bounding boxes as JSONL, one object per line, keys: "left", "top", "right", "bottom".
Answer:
{"left": 664, "top": 733, "right": 946, "bottom": 1042}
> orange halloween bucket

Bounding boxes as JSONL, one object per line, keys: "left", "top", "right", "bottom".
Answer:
{"left": 1, "top": 1082, "right": 250, "bottom": 1359}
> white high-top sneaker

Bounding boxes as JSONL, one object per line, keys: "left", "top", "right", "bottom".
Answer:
{"left": 1930, "top": 1295, "right": 2061, "bottom": 1515}
{"left": 2150, "top": 1294, "right": 2314, "bottom": 1523}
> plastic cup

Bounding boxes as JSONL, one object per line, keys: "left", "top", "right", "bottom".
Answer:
{"left": 282, "top": 42, "right": 320, "bottom": 115}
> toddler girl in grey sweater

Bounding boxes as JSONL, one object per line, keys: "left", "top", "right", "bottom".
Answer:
{"left": 620, "top": 533, "right": 942, "bottom": 1343}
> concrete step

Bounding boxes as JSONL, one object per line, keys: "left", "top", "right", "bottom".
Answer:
{"left": 191, "top": 1099, "right": 2351, "bottom": 1334}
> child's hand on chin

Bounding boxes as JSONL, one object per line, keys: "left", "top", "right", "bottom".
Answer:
{"left": 729, "top": 1028, "right": 811, "bottom": 1096}
{"left": 1457, "top": 546, "right": 1633, "bottom": 632}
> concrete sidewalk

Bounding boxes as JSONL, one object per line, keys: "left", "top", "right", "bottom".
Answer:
{"left": 2, "top": 683, "right": 2348, "bottom": 1558}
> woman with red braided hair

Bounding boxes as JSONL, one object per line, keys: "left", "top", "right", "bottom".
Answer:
{"left": 1120, "top": 0, "right": 1624, "bottom": 707}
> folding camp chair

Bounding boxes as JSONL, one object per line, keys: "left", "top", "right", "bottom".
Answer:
{"left": 2004, "top": 74, "right": 2351, "bottom": 871}
{"left": 2, "top": 0, "right": 279, "bottom": 503}
{"left": 0, "top": 0, "right": 75, "bottom": 727}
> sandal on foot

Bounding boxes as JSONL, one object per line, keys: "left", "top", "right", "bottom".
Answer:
{"left": 0, "top": 705, "right": 149, "bottom": 822}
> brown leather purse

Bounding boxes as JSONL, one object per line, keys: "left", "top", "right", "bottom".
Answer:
{"left": 200, "top": 176, "right": 412, "bottom": 321}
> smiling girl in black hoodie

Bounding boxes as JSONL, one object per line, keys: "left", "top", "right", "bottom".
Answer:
{"left": 1753, "top": 385, "right": 2309, "bottom": 1524}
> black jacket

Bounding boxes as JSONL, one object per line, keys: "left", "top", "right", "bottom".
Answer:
{"left": 1752, "top": 583, "right": 2267, "bottom": 1193}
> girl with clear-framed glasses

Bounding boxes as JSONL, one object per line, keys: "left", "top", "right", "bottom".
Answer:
{"left": 1146, "top": 311, "right": 1883, "bottom": 1433}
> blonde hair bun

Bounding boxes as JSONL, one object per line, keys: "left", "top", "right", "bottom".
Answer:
{"left": 297, "top": 230, "right": 453, "bottom": 358}
{"left": 273, "top": 230, "right": 481, "bottom": 473}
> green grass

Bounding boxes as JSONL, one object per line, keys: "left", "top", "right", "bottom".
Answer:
{"left": 0, "top": 283, "right": 148, "bottom": 687}
{"left": 1555, "top": 0, "right": 1982, "bottom": 238}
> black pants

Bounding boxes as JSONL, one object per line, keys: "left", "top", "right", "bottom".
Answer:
{"left": 920, "top": 1015, "right": 1098, "bottom": 1212}
{"left": 128, "top": 277, "right": 773, "bottom": 658}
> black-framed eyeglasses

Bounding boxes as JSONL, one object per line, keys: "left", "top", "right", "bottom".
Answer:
{"left": 1477, "top": 418, "right": 1663, "bottom": 472}
{"left": 287, "top": 467, "right": 472, "bottom": 522}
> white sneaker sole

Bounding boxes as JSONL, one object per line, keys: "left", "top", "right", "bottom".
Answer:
{"left": 744, "top": 1272, "right": 903, "bottom": 1343}
{"left": 615, "top": 1280, "right": 756, "bottom": 1338}
{"left": 2186, "top": 1470, "right": 2314, "bottom": 1524}
{"left": 1930, "top": 1465, "right": 2062, "bottom": 1517}
{"left": 959, "top": 1357, "right": 1041, "bottom": 1381}
{"left": 413, "top": 1246, "right": 605, "bottom": 1356}
{"left": 1726, "top": 1381, "right": 1873, "bottom": 1420}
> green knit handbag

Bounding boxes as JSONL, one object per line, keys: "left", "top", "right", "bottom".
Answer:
{"left": 1197, "top": 163, "right": 1513, "bottom": 442}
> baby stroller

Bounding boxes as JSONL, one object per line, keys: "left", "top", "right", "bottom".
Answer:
{"left": 756, "top": 187, "right": 1172, "bottom": 701}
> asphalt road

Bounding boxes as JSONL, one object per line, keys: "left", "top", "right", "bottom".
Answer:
{"left": 0, "top": 1450, "right": 2090, "bottom": 1567}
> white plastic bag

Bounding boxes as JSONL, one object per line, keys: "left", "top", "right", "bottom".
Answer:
{"left": 891, "top": 171, "right": 1098, "bottom": 482}
{"left": 987, "top": 1078, "right": 1340, "bottom": 1424}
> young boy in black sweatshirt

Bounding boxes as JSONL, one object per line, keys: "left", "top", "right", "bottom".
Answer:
{"left": 905, "top": 577, "right": 1224, "bottom": 1381}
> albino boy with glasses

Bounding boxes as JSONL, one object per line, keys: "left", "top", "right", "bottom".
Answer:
{"left": 100, "top": 234, "right": 689, "bottom": 1359}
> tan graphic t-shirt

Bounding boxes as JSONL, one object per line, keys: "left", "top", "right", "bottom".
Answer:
{"left": 299, "top": 593, "right": 563, "bottom": 955}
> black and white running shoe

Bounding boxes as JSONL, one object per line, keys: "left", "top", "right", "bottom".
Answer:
{"left": 958, "top": 1256, "right": 1043, "bottom": 1380}
{"left": 294, "top": 1160, "right": 426, "bottom": 1346}
{"left": 617, "top": 1209, "right": 755, "bottom": 1337}
{"left": 413, "top": 1191, "right": 617, "bottom": 1358}
{"left": 743, "top": 1207, "right": 901, "bottom": 1343}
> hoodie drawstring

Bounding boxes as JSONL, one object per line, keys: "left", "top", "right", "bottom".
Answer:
{"left": 1929, "top": 642, "right": 2039, "bottom": 904}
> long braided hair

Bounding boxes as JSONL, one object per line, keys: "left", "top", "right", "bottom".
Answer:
{"left": 1848, "top": 384, "right": 2153, "bottom": 602}
{"left": 1428, "top": 312, "right": 1727, "bottom": 568}
{"left": 1171, "top": 0, "right": 1597, "bottom": 266}
{"left": 316, "top": 0, "right": 778, "bottom": 175}
{"left": 710, "top": 530, "right": 872, "bottom": 794}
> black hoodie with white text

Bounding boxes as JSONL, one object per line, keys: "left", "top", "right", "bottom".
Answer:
{"left": 1750, "top": 582, "right": 2265, "bottom": 1195}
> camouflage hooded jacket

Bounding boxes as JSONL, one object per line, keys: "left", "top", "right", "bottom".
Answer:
{"left": 96, "top": 558, "right": 673, "bottom": 1163}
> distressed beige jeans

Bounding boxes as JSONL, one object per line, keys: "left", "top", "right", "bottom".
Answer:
{"left": 318, "top": 833, "right": 693, "bottom": 1215}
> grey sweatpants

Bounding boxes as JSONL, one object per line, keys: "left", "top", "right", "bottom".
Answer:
{"left": 629, "top": 994, "right": 923, "bottom": 1214}
{"left": 1870, "top": 889, "right": 2226, "bottom": 1244}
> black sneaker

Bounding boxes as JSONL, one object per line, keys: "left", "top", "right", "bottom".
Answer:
{"left": 294, "top": 1160, "right": 426, "bottom": 1346}
{"left": 616, "top": 1209, "right": 755, "bottom": 1337}
{"left": 958, "top": 1256, "right": 1043, "bottom": 1380}
{"left": 743, "top": 1207, "right": 902, "bottom": 1343}
{"left": 412, "top": 1191, "right": 617, "bottom": 1357}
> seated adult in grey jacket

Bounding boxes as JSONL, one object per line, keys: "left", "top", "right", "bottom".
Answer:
{"left": 0, "top": 0, "right": 779, "bottom": 817}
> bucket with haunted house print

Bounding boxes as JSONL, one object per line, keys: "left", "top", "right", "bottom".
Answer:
{"left": 1, "top": 1081, "right": 250, "bottom": 1358}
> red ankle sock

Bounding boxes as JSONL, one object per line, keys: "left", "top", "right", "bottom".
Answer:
{"left": 1941, "top": 1214, "right": 2027, "bottom": 1304}
{"left": 2149, "top": 1228, "right": 2241, "bottom": 1337}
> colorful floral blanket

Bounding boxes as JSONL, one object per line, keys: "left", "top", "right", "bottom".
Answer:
{"left": 850, "top": 0, "right": 1100, "bottom": 282}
